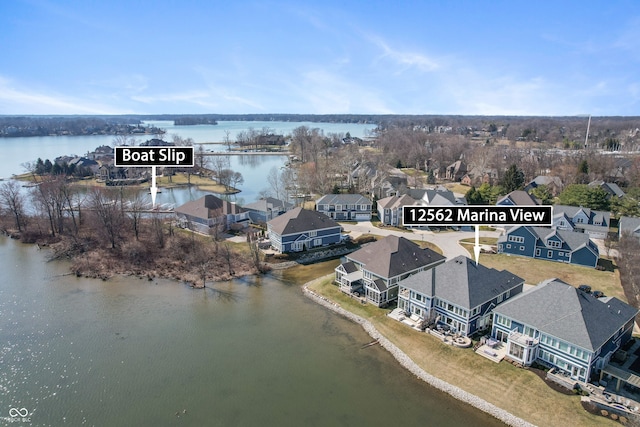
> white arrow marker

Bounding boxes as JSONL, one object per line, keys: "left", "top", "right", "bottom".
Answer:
{"left": 150, "top": 166, "right": 158, "bottom": 207}
{"left": 473, "top": 225, "right": 481, "bottom": 266}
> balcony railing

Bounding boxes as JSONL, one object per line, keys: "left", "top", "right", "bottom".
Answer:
{"left": 509, "top": 330, "right": 538, "bottom": 347}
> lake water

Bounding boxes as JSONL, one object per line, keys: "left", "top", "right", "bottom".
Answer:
{"left": 0, "top": 236, "right": 504, "bottom": 426}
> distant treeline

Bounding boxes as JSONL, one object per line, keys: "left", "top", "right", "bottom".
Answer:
{"left": 2, "top": 114, "right": 639, "bottom": 144}
{"left": 173, "top": 116, "right": 218, "bottom": 126}
{"left": 0, "top": 116, "right": 163, "bottom": 138}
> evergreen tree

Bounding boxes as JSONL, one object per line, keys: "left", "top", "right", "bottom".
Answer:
{"left": 426, "top": 170, "right": 436, "bottom": 185}
{"left": 529, "top": 185, "right": 553, "bottom": 205}
{"left": 43, "top": 159, "right": 53, "bottom": 174}
{"left": 576, "top": 160, "right": 589, "bottom": 184}
{"left": 557, "top": 184, "right": 610, "bottom": 211}
{"left": 501, "top": 164, "right": 525, "bottom": 192}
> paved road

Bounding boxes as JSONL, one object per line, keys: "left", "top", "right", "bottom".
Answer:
{"left": 340, "top": 221, "right": 502, "bottom": 260}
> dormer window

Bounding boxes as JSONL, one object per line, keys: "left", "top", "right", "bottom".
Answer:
{"left": 547, "top": 240, "right": 561, "bottom": 248}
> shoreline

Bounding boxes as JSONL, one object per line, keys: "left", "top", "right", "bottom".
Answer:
{"left": 302, "top": 279, "right": 535, "bottom": 427}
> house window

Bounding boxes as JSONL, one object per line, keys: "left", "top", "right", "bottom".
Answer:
{"left": 314, "top": 238, "right": 322, "bottom": 246}
{"left": 547, "top": 240, "right": 561, "bottom": 248}
{"left": 509, "top": 343, "right": 525, "bottom": 360}
{"left": 520, "top": 246, "right": 525, "bottom": 251}
{"left": 495, "top": 314, "right": 511, "bottom": 328}
{"left": 506, "top": 244, "right": 511, "bottom": 249}
{"left": 508, "top": 236, "right": 524, "bottom": 243}
{"left": 335, "top": 204, "right": 342, "bottom": 211}
{"left": 576, "top": 217, "right": 584, "bottom": 223}
{"left": 497, "top": 293, "right": 503, "bottom": 303}
{"left": 524, "top": 326, "right": 535, "bottom": 338}
{"left": 547, "top": 250, "right": 553, "bottom": 258}
{"left": 535, "top": 248, "right": 541, "bottom": 256}
{"left": 309, "top": 230, "right": 317, "bottom": 237}
{"left": 292, "top": 242, "right": 303, "bottom": 251}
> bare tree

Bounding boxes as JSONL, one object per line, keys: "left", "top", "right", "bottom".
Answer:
{"left": 127, "top": 192, "right": 147, "bottom": 241}
{"left": 247, "top": 231, "right": 265, "bottom": 273}
{"left": 267, "top": 166, "right": 284, "bottom": 200}
{"left": 223, "top": 130, "right": 232, "bottom": 152}
{"left": 150, "top": 213, "right": 166, "bottom": 249}
{"left": 88, "top": 187, "right": 124, "bottom": 249}
{"left": 211, "top": 156, "right": 231, "bottom": 183}
{"left": 0, "top": 181, "right": 27, "bottom": 231}
{"left": 112, "top": 134, "right": 138, "bottom": 147}
{"left": 229, "top": 171, "right": 244, "bottom": 191}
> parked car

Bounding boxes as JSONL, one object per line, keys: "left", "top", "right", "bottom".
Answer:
{"left": 592, "top": 290, "right": 605, "bottom": 298}
{"left": 578, "top": 284, "right": 592, "bottom": 293}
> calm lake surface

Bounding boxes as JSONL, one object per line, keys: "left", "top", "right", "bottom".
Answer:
{"left": 0, "top": 237, "right": 505, "bottom": 426}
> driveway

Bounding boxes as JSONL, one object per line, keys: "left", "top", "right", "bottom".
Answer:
{"left": 340, "top": 221, "right": 501, "bottom": 259}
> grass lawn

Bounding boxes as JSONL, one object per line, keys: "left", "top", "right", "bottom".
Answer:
{"left": 463, "top": 249, "right": 625, "bottom": 302}
{"left": 67, "top": 173, "right": 237, "bottom": 194}
{"left": 442, "top": 182, "right": 471, "bottom": 195}
{"left": 411, "top": 240, "right": 444, "bottom": 255}
{"left": 307, "top": 277, "right": 615, "bottom": 427}
{"left": 460, "top": 237, "right": 499, "bottom": 246}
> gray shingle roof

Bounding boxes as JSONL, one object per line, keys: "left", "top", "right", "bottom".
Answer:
{"left": 175, "top": 194, "right": 245, "bottom": 219}
{"left": 398, "top": 256, "right": 523, "bottom": 309}
{"left": 553, "top": 205, "right": 611, "bottom": 226}
{"left": 494, "top": 279, "right": 638, "bottom": 351}
{"left": 340, "top": 261, "right": 358, "bottom": 274}
{"left": 243, "top": 197, "right": 292, "bottom": 212}
{"left": 620, "top": 216, "right": 640, "bottom": 236}
{"left": 267, "top": 207, "right": 339, "bottom": 235}
{"left": 346, "top": 235, "right": 445, "bottom": 279}
{"left": 377, "top": 194, "right": 417, "bottom": 210}
{"left": 496, "top": 190, "right": 539, "bottom": 206}
{"left": 316, "top": 194, "right": 370, "bottom": 205}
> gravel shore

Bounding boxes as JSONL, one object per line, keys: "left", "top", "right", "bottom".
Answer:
{"left": 303, "top": 284, "right": 536, "bottom": 427}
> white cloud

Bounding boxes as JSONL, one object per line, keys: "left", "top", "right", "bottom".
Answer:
{"left": 295, "top": 69, "right": 393, "bottom": 114}
{"left": 0, "top": 76, "right": 124, "bottom": 114}
{"left": 367, "top": 35, "right": 440, "bottom": 73}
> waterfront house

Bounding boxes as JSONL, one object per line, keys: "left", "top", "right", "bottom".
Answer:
{"left": 267, "top": 207, "right": 341, "bottom": 253}
{"left": 496, "top": 190, "right": 540, "bottom": 206}
{"left": 619, "top": 216, "right": 640, "bottom": 243}
{"left": 552, "top": 205, "right": 610, "bottom": 239}
{"left": 243, "top": 197, "right": 293, "bottom": 224}
{"left": 175, "top": 194, "right": 249, "bottom": 234}
{"left": 491, "top": 278, "right": 638, "bottom": 383}
{"left": 497, "top": 226, "right": 599, "bottom": 268}
{"left": 334, "top": 235, "right": 445, "bottom": 306}
{"left": 396, "top": 256, "right": 524, "bottom": 337}
{"left": 315, "top": 194, "right": 372, "bottom": 221}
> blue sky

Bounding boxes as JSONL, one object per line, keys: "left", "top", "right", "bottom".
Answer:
{"left": 1, "top": 0, "right": 639, "bottom": 116}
